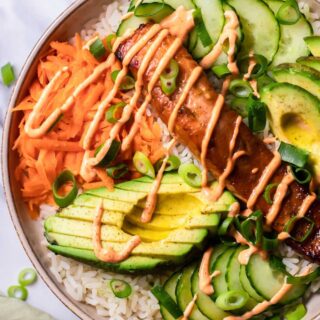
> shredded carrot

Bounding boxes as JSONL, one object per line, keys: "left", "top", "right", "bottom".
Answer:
{"left": 13, "top": 35, "right": 165, "bottom": 218}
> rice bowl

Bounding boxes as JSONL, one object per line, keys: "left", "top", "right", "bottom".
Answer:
{"left": 4, "top": 0, "right": 320, "bottom": 319}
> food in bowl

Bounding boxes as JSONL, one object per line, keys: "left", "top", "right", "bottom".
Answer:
{"left": 10, "top": 0, "right": 320, "bottom": 318}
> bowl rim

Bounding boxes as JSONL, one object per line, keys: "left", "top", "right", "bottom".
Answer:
{"left": 1, "top": 1, "right": 92, "bottom": 319}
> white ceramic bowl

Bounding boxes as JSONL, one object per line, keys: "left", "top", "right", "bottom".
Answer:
{"left": 2, "top": 0, "right": 320, "bottom": 319}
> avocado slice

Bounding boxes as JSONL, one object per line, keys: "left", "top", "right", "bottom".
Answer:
{"left": 46, "top": 232, "right": 194, "bottom": 263}
{"left": 297, "top": 56, "right": 320, "bottom": 73}
{"left": 304, "top": 36, "right": 320, "bottom": 57}
{"left": 261, "top": 82, "right": 320, "bottom": 179}
{"left": 271, "top": 63, "right": 320, "bottom": 99}
{"left": 58, "top": 206, "right": 125, "bottom": 228}
{"left": 48, "top": 245, "right": 168, "bottom": 273}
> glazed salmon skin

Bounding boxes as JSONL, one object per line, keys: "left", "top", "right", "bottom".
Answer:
{"left": 116, "top": 24, "right": 320, "bottom": 262}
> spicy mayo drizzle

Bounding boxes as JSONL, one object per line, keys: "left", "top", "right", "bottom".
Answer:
{"left": 181, "top": 294, "right": 198, "bottom": 320}
{"left": 247, "top": 152, "right": 282, "bottom": 210}
{"left": 93, "top": 200, "right": 141, "bottom": 263}
{"left": 243, "top": 50, "right": 260, "bottom": 98}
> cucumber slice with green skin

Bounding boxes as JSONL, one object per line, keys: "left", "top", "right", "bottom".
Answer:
{"left": 212, "top": 247, "right": 236, "bottom": 298}
{"left": 192, "top": 0, "right": 225, "bottom": 59}
{"left": 189, "top": 29, "right": 198, "bottom": 52}
{"left": 176, "top": 263, "right": 210, "bottom": 320}
{"left": 161, "top": 272, "right": 182, "bottom": 320}
{"left": 304, "top": 36, "right": 320, "bottom": 57}
{"left": 271, "top": 63, "right": 320, "bottom": 100}
{"left": 266, "top": 0, "right": 312, "bottom": 67}
{"left": 191, "top": 247, "right": 230, "bottom": 320}
{"left": 226, "top": 246, "right": 258, "bottom": 310}
{"left": 240, "top": 264, "right": 264, "bottom": 302}
{"left": 130, "top": 0, "right": 195, "bottom": 10}
{"left": 297, "top": 56, "right": 320, "bottom": 72}
{"left": 246, "top": 253, "right": 308, "bottom": 304}
{"left": 117, "top": 3, "right": 174, "bottom": 36}
{"left": 227, "top": 0, "right": 280, "bottom": 62}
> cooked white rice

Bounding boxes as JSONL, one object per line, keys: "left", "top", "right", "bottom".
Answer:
{"left": 40, "top": 0, "right": 320, "bottom": 319}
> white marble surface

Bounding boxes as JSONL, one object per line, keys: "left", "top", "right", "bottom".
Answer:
{"left": 0, "top": 0, "right": 79, "bottom": 319}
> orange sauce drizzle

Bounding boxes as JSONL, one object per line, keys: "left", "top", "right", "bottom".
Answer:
{"left": 181, "top": 294, "right": 198, "bottom": 320}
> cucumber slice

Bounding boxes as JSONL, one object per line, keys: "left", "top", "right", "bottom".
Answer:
{"left": 117, "top": 3, "right": 174, "bottom": 36}
{"left": 227, "top": 0, "right": 280, "bottom": 62}
{"left": 226, "top": 246, "right": 258, "bottom": 310}
{"left": 176, "top": 263, "right": 210, "bottom": 320}
{"left": 191, "top": 246, "right": 230, "bottom": 320}
{"left": 266, "top": 0, "right": 312, "bottom": 67}
{"left": 212, "top": 247, "right": 236, "bottom": 298}
{"left": 191, "top": 266, "right": 230, "bottom": 320}
{"left": 240, "top": 264, "right": 264, "bottom": 302}
{"left": 192, "top": 0, "right": 225, "bottom": 59}
{"left": 246, "top": 253, "right": 307, "bottom": 304}
{"left": 130, "top": 0, "right": 195, "bottom": 10}
{"left": 161, "top": 272, "right": 182, "bottom": 320}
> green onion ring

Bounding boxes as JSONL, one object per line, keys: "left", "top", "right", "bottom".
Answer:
{"left": 89, "top": 38, "right": 106, "bottom": 59}
{"left": 218, "top": 217, "right": 234, "bottom": 236}
{"left": 111, "top": 70, "right": 135, "bottom": 90}
{"left": 151, "top": 285, "right": 183, "bottom": 318}
{"left": 133, "top": 151, "right": 155, "bottom": 178}
{"left": 178, "top": 163, "right": 202, "bottom": 188}
{"left": 160, "top": 77, "right": 177, "bottom": 96}
{"left": 276, "top": 0, "right": 301, "bottom": 25}
{"left": 278, "top": 142, "right": 309, "bottom": 168}
{"left": 257, "top": 74, "right": 274, "bottom": 91}
{"left": 262, "top": 235, "right": 279, "bottom": 251}
{"left": 212, "top": 64, "right": 232, "bottom": 78}
{"left": 111, "top": 70, "right": 120, "bottom": 82}
{"left": 238, "top": 54, "right": 268, "bottom": 79}
{"left": 290, "top": 166, "right": 312, "bottom": 185}
{"left": 106, "top": 34, "right": 116, "bottom": 51}
{"left": 52, "top": 170, "right": 78, "bottom": 208}
{"left": 240, "top": 210, "right": 263, "bottom": 245}
{"left": 287, "top": 267, "right": 320, "bottom": 285}
{"left": 7, "top": 285, "right": 28, "bottom": 301}
{"left": 18, "top": 268, "right": 37, "bottom": 287}
{"left": 161, "top": 59, "right": 179, "bottom": 80}
{"left": 263, "top": 183, "right": 279, "bottom": 205}
{"left": 1, "top": 63, "right": 15, "bottom": 87}
{"left": 229, "top": 79, "right": 253, "bottom": 98}
{"left": 284, "top": 216, "right": 315, "bottom": 243}
{"left": 247, "top": 94, "right": 267, "bottom": 132}
{"left": 106, "top": 163, "right": 129, "bottom": 179}
{"left": 215, "top": 290, "right": 249, "bottom": 311}
{"left": 155, "top": 155, "right": 181, "bottom": 172}
{"left": 110, "top": 279, "right": 132, "bottom": 298}
{"left": 284, "top": 303, "right": 307, "bottom": 320}
{"left": 270, "top": 255, "right": 290, "bottom": 275}
{"left": 94, "top": 140, "right": 121, "bottom": 168}
{"left": 106, "top": 102, "right": 126, "bottom": 124}
{"left": 230, "top": 97, "right": 248, "bottom": 118}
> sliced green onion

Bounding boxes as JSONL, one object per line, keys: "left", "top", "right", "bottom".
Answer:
{"left": 285, "top": 303, "right": 307, "bottom": 320}
{"left": 218, "top": 217, "right": 234, "bottom": 236}
{"left": 133, "top": 151, "right": 155, "bottom": 178}
{"left": 155, "top": 155, "right": 181, "bottom": 172}
{"left": 230, "top": 97, "right": 248, "bottom": 118}
{"left": 240, "top": 210, "right": 263, "bottom": 245}
{"left": 193, "top": 8, "right": 213, "bottom": 47}
{"left": 270, "top": 255, "right": 290, "bottom": 275}
{"left": 290, "top": 166, "right": 312, "bottom": 185}
{"left": 52, "top": 170, "right": 78, "bottom": 208}
{"left": 151, "top": 285, "right": 183, "bottom": 318}
{"left": 276, "top": 0, "right": 301, "bottom": 25}
{"left": 229, "top": 79, "right": 253, "bottom": 98}
{"left": 18, "top": 268, "right": 37, "bottom": 287}
{"left": 215, "top": 290, "right": 249, "bottom": 311}
{"left": 106, "top": 34, "right": 116, "bottom": 51}
{"left": 287, "top": 267, "right": 320, "bottom": 285}
{"left": 278, "top": 142, "right": 309, "bottom": 168}
{"left": 47, "top": 114, "right": 64, "bottom": 133}
{"left": 89, "top": 38, "right": 106, "bottom": 59}
{"left": 257, "top": 74, "right": 274, "bottom": 91}
{"left": 262, "top": 234, "right": 279, "bottom": 251}
{"left": 1, "top": 63, "right": 15, "bottom": 86}
{"left": 238, "top": 54, "right": 268, "bottom": 79}
{"left": 7, "top": 285, "right": 28, "bottom": 301}
{"left": 161, "top": 59, "right": 179, "bottom": 79}
{"left": 247, "top": 94, "right": 267, "bottom": 132}
{"left": 110, "top": 279, "right": 132, "bottom": 298}
{"left": 106, "top": 102, "right": 126, "bottom": 124}
{"left": 160, "top": 77, "right": 177, "bottom": 95}
{"left": 111, "top": 70, "right": 135, "bottom": 90}
{"left": 94, "top": 140, "right": 121, "bottom": 168}
{"left": 284, "top": 216, "right": 315, "bottom": 243}
{"left": 212, "top": 64, "right": 231, "bottom": 78}
{"left": 263, "top": 183, "right": 279, "bottom": 205}
{"left": 107, "top": 163, "right": 129, "bottom": 179}
{"left": 178, "top": 163, "right": 201, "bottom": 188}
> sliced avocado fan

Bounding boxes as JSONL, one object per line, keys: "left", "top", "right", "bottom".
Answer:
{"left": 45, "top": 173, "right": 237, "bottom": 273}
